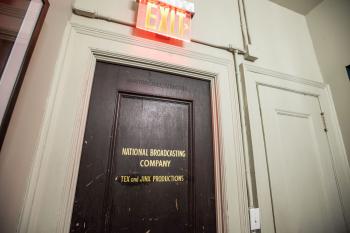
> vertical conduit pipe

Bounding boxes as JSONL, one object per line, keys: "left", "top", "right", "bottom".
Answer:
{"left": 233, "top": 50, "right": 260, "bottom": 233}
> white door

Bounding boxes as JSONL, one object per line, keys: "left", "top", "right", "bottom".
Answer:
{"left": 255, "top": 85, "right": 347, "bottom": 233}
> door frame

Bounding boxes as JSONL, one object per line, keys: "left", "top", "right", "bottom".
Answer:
{"left": 18, "top": 15, "right": 250, "bottom": 233}
{"left": 240, "top": 63, "right": 350, "bottom": 232}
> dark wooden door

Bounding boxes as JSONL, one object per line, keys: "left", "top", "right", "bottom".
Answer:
{"left": 70, "top": 62, "right": 216, "bottom": 233}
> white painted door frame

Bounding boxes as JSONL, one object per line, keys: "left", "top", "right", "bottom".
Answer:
{"left": 17, "top": 15, "right": 250, "bottom": 233}
{"left": 240, "top": 64, "right": 350, "bottom": 232}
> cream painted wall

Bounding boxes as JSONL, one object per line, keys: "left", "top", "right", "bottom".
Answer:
{"left": 245, "top": 0, "right": 323, "bottom": 82}
{"left": 306, "top": 0, "right": 350, "bottom": 161}
{"left": 0, "top": 0, "right": 74, "bottom": 232}
{"left": 269, "top": 0, "right": 323, "bottom": 15}
{"left": 73, "top": 0, "right": 325, "bottom": 82}
{"left": 72, "top": 0, "right": 245, "bottom": 50}
{"left": 0, "top": 0, "right": 336, "bottom": 232}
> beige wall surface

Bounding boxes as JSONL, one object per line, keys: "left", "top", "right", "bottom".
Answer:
{"left": 246, "top": 0, "right": 323, "bottom": 82}
{"left": 0, "top": 0, "right": 337, "bottom": 232}
{"left": 306, "top": 0, "right": 350, "bottom": 162}
{"left": 73, "top": 0, "right": 245, "bottom": 51}
{"left": 73, "top": 0, "right": 325, "bottom": 83}
{"left": 0, "top": 0, "right": 73, "bottom": 232}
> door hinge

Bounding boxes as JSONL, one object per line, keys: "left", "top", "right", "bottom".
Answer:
{"left": 320, "top": 112, "right": 328, "bottom": 133}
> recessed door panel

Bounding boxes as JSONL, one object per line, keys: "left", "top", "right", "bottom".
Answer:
{"left": 257, "top": 85, "right": 347, "bottom": 233}
{"left": 111, "top": 93, "right": 192, "bottom": 233}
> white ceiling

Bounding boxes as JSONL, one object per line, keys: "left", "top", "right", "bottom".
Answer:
{"left": 270, "top": 0, "right": 324, "bottom": 15}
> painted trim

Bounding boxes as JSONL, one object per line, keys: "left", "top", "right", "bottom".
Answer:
{"left": 17, "top": 22, "right": 74, "bottom": 233}
{"left": 70, "top": 21, "right": 234, "bottom": 66}
{"left": 244, "top": 64, "right": 326, "bottom": 88}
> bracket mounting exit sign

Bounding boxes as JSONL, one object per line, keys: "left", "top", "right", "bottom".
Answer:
{"left": 136, "top": 0, "right": 194, "bottom": 42}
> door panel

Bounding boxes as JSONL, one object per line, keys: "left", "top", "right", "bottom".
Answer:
{"left": 69, "top": 62, "right": 216, "bottom": 233}
{"left": 111, "top": 93, "right": 192, "bottom": 233}
{"left": 257, "top": 85, "right": 347, "bottom": 233}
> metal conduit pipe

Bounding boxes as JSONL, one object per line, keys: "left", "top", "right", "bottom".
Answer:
{"left": 237, "top": 0, "right": 249, "bottom": 50}
{"left": 190, "top": 38, "right": 246, "bottom": 55}
{"left": 233, "top": 50, "right": 260, "bottom": 233}
{"left": 73, "top": 8, "right": 250, "bottom": 57}
{"left": 237, "top": 0, "right": 252, "bottom": 46}
{"left": 241, "top": 0, "right": 252, "bottom": 44}
{"left": 233, "top": 50, "right": 254, "bottom": 207}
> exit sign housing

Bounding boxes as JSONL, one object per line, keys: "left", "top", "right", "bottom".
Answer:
{"left": 136, "top": 0, "right": 194, "bottom": 42}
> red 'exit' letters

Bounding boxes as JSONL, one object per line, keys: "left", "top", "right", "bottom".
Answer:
{"left": 136, "top": 0, "right": 192, "bottom": 41}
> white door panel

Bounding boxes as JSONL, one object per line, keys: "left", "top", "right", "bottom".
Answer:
{"left": 257, "top": 85, "right": 347, "bottom": 233}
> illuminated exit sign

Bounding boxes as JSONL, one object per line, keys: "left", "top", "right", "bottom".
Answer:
{"left": 136, "top": 0, "right": 194, "bottom": 42}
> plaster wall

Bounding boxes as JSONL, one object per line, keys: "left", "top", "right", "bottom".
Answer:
{"left": 73, "top": 0, "right": 324, "bottom": 82}
{"left": 246, "top": 0, "right": 323, "bottom": 82}
{"left": 0, "top": 0, "right": 333, "bottom": 232}
{"left": 0, "top": 0, "right": 74, "bottom": 232}
{"left": 73, "top": 0, "right": 245, "bottom": 50}
{"left": 306, "top": 0, "right": 350, "bottom": 160}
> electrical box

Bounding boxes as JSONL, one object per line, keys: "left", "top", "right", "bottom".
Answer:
{"left": 249, "top": 208, "right": 261, "bottom": 230}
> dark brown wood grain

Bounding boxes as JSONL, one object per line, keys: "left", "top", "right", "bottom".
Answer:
{"left": 70, "top": 62, "right": 216, "bottom": 233}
